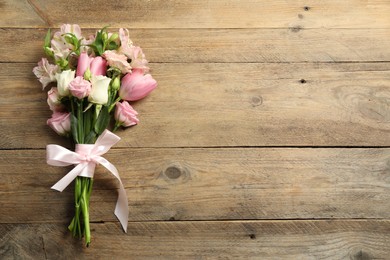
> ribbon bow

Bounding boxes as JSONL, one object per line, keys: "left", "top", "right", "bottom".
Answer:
{"left": 46, "top": 129, "right": 128, "bottom": 232}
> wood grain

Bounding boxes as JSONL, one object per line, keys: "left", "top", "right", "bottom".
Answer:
{"left": 1, "top": 220, "right": 389, "bottom": 259}
{"left": 1, "top": 62, "right": 389, "bottom": 149}
{"left": 1, "top": 1, "right": 389, "bottom": 258}
{"left": 2, "top": 28, "right": 390, "bottom": 63}
{"left": 3, "top": 0, "right": 390, "bottom": 29}
{"left": 1, "top": 148, "right": 389, "bottom": 223}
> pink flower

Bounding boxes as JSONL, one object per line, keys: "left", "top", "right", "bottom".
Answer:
{"left": 90, "top": 56, "right": 107, "bottom": 76}
{"left": 33, "top": 58, "right": 59, "bottom": 89}
{"left": 69, "top": 76, "right": 92, "bottom": 99}
{"left": 129, "top": 46, "right": 149, "bottom": 72}
{"left": 47, "top": 112, "right": 71, "bottom": 136}
{"left": 80, "top": 34, "right": 96, "bottom": 53}
{"left": 118, "top": 28, "right": 133, "bottom": 56}
{"left": 76, "top": 52, "right": 93, "bottom": 77}
{"left": 115, "top": 101, "right": 139, "bottom": 127}
{"left": 47, "top": 87, "right": 64, "bottom": 111}
{"left": 118, "top": 28, "right": 149, "bottom": 72}
{"left": 119, "top": 69, "right": 157, "bottom": 101}
{"left": 103, "top": 50, "right": 132, "bottom": 74}
{"left": 50, "top": 24, "right": 82, "bottom": 61}
{"left": 77, "top": 53, "right": 108, "bottom": 78}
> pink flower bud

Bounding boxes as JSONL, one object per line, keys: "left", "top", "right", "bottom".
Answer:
{"left": 47, "top": 87, "right": 64, "bottom": 111}
{"left": 69, "top": 76, "right": 92, "bottom": 99}
{"left": 76, "top": 52, "right": 93, "bottom": 77}
{"left": 115, "top": 101, "right": 139, "bottom": 127}
{"left": 90, "top": 56, "right": 107, "bottom": 76}
{"left": 119, "top": 69, "right": 157, "bottom": 101}
{"left": 47, "top": 112, "right": 71, "bottom": 136}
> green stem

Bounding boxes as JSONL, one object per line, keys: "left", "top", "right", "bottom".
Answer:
{"left": 81, "top": 180, "right": 91, "bottom": 247}
{"left": 77, "top": 100, "right": 84, "bottom": 143}
{"left": 108, "top": 96, "right": 121, "bottom": 113}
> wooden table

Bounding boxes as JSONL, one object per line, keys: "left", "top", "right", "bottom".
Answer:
{"left": 1, "top": 1, "right": 389, "bottom": 258}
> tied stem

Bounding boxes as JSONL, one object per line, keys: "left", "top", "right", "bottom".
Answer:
{"left": 68, "top": 176, "right": 93, "bottom": 247}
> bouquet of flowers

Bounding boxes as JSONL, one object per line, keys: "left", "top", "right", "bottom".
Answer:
{"left": 33, "top": 24, "right": 157, "bottom": 246}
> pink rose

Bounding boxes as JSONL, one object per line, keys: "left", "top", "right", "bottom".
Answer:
{"left": 69, "top": 76, "right": 92, "bottom": 99}
{"left": 115, "top": 101, "right": 139, "bottom": 127}
{"left": 47, "top": 112, "right": 71, "bottom": 136}
{"left": 33, "top": 58, "right": 59, "bottom": 89}
{"left": 47, "top": 87, "right": 64, "bottom": 111}
{"left": 119, "top": 69, "right": 157, "bottom": 101}
{"left": 90, "top": 56, "right": 107, "bottom": 76}
{"left": 103, "top": 50, "right": 132, "bottom": 74}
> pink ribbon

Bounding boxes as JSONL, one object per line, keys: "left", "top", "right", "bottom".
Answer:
{"left": 46, "top": 129, "right": 128, "bottom": 232}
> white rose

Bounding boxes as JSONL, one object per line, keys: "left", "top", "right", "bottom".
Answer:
{"left": 88, "top": 75, "right": 111, "bottom": 105}
{"left": 55, "top": 70, "right": 75, "bottom": 96}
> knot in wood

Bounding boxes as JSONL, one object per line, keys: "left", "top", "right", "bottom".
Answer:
{"left": 160, "top": 162, "right": 191, "bottom": 183}
{"left": 251, "top": 96, "right": 263, "bottom": 107}
{"left": 164, "top": 165, "right": 182, "bottom": 179}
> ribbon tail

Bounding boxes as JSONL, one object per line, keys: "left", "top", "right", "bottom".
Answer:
{"left": 51, "top": 163, "right": 87, "bottom": 192}
{"left": 115, "top": 184, "right": 129, "bottom": 232}
{"left": 97, "top": 157, "right": 128, "bottom": 232}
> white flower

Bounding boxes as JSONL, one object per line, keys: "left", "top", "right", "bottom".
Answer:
{"left": 55, "top": 70, "right": 75, "bottom": 96}
{"left": 88, "top": 75, "right": 111, "bottom": 105}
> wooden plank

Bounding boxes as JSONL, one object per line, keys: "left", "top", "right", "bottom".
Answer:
{"left": 2, "top": 28, "right": 390, "bottom": 63}
{"left": 1, "top": 62, "right": 389, "bottom": 149}
{"left": 0, "top": 0, "right": 47, "bottom": 28}
{"left": 3, "top": 0, "right": 390, "bottom": 29}
{"left": 1, "top": 148, "right": 389, "bottom": 223}
{"left": 1, "top": 220, "right": 389, "bottom": 258}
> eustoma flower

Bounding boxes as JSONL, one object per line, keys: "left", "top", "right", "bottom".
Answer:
{"left": 69, "top": 76, "right": 92, "bottom": 99}
{"left": 55, "top": 70, "right": 75, "bottom": 96}
{"left": 89, "top": 75, "right": 111, "bottom": 104}
{"left": 114, "top": 101, "right": 139, "bottom": 128}
{"left": 119, "top": 69, "right": 157, "bottom": 101}
{"left": 47, "top": 112, "right": 71, "bottom": 136}
{"left": 47, "top": 87, "right": 64, "bottom": 111}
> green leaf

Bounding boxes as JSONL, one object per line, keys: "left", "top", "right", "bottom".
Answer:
{"left": 43, "top": 47, "right": 54, "bottom": 59}
{"left": 44, "top": 29, "right": 51, "bottom": 48}
{"left": 107, "top": 41, "right": 118, "bottom": 50}
{"left": 94, "top": 106, "right": 110, "bottom": 135}
{"left": 70, "top": 113, "right": 79, "bottom": 144}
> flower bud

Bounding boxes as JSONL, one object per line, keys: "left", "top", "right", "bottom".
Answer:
{"left": 102, "top": 31, "right": 108, "bottom": 42}
{"left": 109, "top": 33, "right": 119, "bottom": 42}
{"left": 111, "top": 76, "right": 120, "bottom": 91}
{"left": 84, "top": 67, "right": 92, "bottom": 81}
